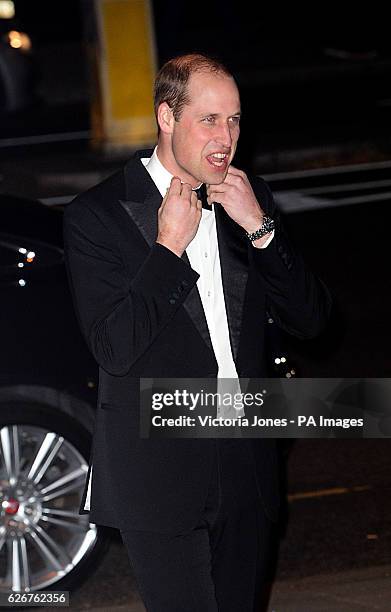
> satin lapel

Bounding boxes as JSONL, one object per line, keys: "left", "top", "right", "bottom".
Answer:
{"left": 215, "top": 204, "right": 249, "bottom": 361}
{"left": 120, "top": 185, "right": 161, "bottom": 249}
{"left": 119, "top": 155, "right": 213, "bottom": 353}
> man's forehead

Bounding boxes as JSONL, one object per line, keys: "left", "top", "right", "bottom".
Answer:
{"left": 188, "top": 70, "right": 237, "bottom": 90}
{"left": 186, "top": 71, "right": 240, "bottom": 110}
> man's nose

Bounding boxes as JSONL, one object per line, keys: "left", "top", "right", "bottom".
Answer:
{"left": 216, "top": 122, "right": 232, "bottom": 148}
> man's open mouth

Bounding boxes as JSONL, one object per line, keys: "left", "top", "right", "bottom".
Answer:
{"left": 206, "top": 153, "right": 229, "bottom": 168}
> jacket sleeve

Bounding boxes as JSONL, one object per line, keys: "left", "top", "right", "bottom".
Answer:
{"left": 248, "top": 177, "right": 332, "bottom": 339}
{"left": 63, "top": 199, "right": 199, "bottom": 375}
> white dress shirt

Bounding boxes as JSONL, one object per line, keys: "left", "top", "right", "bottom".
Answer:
{"left": 142, "top": 147, "right": 241, "bottom": 382}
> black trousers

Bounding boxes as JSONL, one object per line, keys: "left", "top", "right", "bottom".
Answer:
{"left": 120, "top": 439, "right": 272, "bottom": 612}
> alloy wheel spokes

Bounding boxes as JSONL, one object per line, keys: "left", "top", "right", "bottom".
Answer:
{"left": 29, "top": 524, "right": 70, "bottom": 570}
{"left": 39, "top": 514, "right": 88, "bottom": 532}
{"left": 41, "top": 508, "right": 83, "bottom": 520}
{"left": 12, "top": 539, "right": 20, "bottom": 592}
{"left": 40, "top": 466, "right": 87, "bottom": 502}
{"left": 19, "top": 536, "right": 30, "bottom": 592}
{"left": 0, "top": 426, "right": 20, "bottom": 487}
{"left": 26, "top": 433, "right": 64, "bottom": 485}
{"left": 0, "top": 528, "right": 6, "bottom": 554}
{"left": 0, "top": 423, "right": 98, "bottom": 592}
{"left": 8, "top": 536, "right": 31, "bottom": 592}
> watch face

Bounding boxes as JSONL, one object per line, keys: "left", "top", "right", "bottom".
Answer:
{"left": 264, "top": 217, "right": 275, "bottom": 230}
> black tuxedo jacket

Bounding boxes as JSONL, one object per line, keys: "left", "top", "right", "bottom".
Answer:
{"left": 63, "top": 149, "right": 331, "bottom": 533}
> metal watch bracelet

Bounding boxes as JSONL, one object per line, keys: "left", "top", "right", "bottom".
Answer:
{"left": 246, "top": 215, "right": 275, "bottom": 241}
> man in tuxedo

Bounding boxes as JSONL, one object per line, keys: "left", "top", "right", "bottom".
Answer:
{"left": 64, "top": 54, "right": 331, "bottom": 611}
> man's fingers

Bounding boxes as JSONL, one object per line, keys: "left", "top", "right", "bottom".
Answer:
{"left": 190, "top": 190, "right": 199, "bottom": 207}
{"left": 207, "top": 183, "right": 229, "bottom": 194}
{"left": 226, "top": 165, "right": 245, "bottom": 178}
{"left": 223, "top": 172, "right": 243, "bottom": 186}
{"left": 169, "top": 176, "right": 182, "bottom": 195}
{"left": 181, "top": 182, "right": 193, "bottom": 201}
{"left": 164, "top": 179, "right": 193, "bottom": 207}
{"left": 208, "top": 189, "right": 228, "bottom": 206}
{"left": 160, "top": 188, "right": 169, "bottom": 210}
{"left": 207, "top": 184, "right": 229, "bottom": 203}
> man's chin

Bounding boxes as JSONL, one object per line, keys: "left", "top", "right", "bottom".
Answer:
{"left": 204, "top": 170, "right": 229, "bottom": 186}
{"left": 198, "top": 160, "right": 231, "bottom": 185}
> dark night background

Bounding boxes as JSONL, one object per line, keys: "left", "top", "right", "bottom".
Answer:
{"left": 4, "top": 0, "right": 391, "bottom": 173}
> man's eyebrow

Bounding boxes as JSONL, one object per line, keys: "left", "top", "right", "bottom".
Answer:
{"left": 199, "top": 111, "right": 242, "bottom": 117}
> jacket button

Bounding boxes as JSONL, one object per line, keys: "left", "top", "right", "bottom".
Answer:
{"left": 169, "top": 298, "right": 176, "bottom": 304}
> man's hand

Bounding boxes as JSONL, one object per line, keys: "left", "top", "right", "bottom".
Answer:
{"left": 156, "top": 177, "right": 202, "bottom": 257}
{"left": 207, "top": 166, "right": 273, "bottom": 248}
{"left": 207, "top": 166, "right": 265, "bottom": 233}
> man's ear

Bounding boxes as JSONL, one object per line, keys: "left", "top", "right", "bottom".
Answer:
{"left": 157, "top": 102, "right": 175, "bottom": 134}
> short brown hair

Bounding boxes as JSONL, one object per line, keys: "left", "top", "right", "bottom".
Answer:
{"left": 153, "top": 53, "right": 233, "bottom": 122}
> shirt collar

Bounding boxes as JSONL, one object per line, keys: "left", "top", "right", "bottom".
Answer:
{"left": 141, "top": 146, "right": 204, "bottom": 199}
{"left": 141, "top": 146, "right": 172, "bottom": 198}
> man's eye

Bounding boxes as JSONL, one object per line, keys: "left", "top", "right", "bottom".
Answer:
{"left": 229, "top": 116, "right": 241, "bottom": 125}
{"left": 202, "top": 116, "right": 215, "bottom": 124}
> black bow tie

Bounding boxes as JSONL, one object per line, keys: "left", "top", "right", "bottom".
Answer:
{"left": 194, "top": 184, "right": 213, "bottom": 211}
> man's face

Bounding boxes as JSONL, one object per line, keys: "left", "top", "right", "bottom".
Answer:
{"left": 167, "top": 71, "right": 241, "bottom": 186}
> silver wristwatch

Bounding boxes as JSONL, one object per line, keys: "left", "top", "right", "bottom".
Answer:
{"left": 246, "top": 216, "right": 275, "bottom": 242}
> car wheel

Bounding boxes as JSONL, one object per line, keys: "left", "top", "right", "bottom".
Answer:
{"left": 0, "top": 401, "right": 107, "bottom": 592}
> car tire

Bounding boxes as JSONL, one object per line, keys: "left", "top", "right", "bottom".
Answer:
{"left": 0, "top": 401, "right": 108, "bottom": 593}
